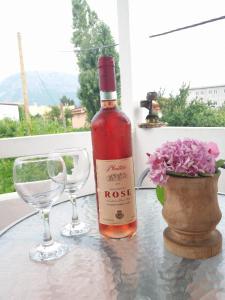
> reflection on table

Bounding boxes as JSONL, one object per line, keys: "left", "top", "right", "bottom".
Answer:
{"left": 0, "top": 189, "right": 225, "bottom": 299}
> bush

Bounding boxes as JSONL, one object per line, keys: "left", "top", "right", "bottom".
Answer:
{"left": 0, "top": 158, "right": 14, "bottom": 194}
{"left": 158, "top": 85, "right": 225, "bottom": 127}
{"left": 0, "top": 117, "right": 90, "bottom": 194}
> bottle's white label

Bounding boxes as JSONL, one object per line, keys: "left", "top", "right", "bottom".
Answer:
{"left": 96, "top": 157, "right": 136, "bottom": 225}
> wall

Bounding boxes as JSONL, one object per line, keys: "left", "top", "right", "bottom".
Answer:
{"left": 72, "top": 112, "right": 87, "bottom": 129}
{"left": 29, "top": 105, "right": 51, "bottom": 116}
{"left": 0, "top": 104, "right": 19, "bottom": 120}
{"left": 188, "top": 86, "right": 225, "bottom": 106}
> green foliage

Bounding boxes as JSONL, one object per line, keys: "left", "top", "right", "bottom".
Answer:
{"left": 14, "top": 159, "right": 63, "bottom": 183}
{"left": 45, "top": 105, "right": 61, "bottom": 122}
{"left": 15, "top": 160, "right": 49, "bottom": 182}
{"left": 45, "top": 96, "right": 75, "bottom": 127}
{"left": 2, "top": 116, "right": 88, "bottom": 137}
{"left": 64, "top": 108, "right": 73, "bottom": 126}
{"left": 71, "top": 0, "right": 121, "bottom": 121}
{"left": 158, "top": 85, "right": 225, "bottom": 126}
{"left": 0, "top": 118, "right": 18, "bottom": 138}
{"left": 156, "top": 186, "right": 165, "bottom": 206}
{"left": 18, "top": 105, "right": 25, "bottom": 121}
{"left": 0, "top": 158, "right": 14, "bottom": 194}
{"left": 216, "top": 159, "right": 225, "bottom": 169}
{"left": 59, "top": 96, "right": 75, "bottom": 126}
{"left": 60, "top": 95, "right": 75, "bottom": 106}
{"left": 0, "top": 117, "right": 90, "bottom": 194}
{"left": 63, "top": 156, "right": 74, "bottom": 174}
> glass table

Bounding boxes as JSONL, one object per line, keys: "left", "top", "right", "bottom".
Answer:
{"left": 0, "top": 189, "right": 225, "bottom": 300}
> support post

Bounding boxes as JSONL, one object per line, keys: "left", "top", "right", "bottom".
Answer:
{"left": 117, "top": 0, "right": 135, "bottom": 126}
{"left": 17, "top": 32, "right": 30, "bottom": 123}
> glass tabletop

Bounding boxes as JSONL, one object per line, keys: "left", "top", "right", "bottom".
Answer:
{"left": 0, "top": 189, "right": 225, "bottom": 300}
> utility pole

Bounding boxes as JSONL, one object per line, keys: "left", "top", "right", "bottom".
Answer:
{"left": 60, "top": 102, "right": 66, "bottom": 128}
{"left": 17, "top": 32, "right": 30, "bottom": 123}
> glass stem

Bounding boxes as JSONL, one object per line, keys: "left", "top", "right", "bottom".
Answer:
{"left": 41, "top": 209, "right": 53, "bottom": 247}
{"left": 70, "top": 194, "right": 80, "bottom": 226}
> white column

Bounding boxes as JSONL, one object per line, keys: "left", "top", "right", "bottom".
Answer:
{"left": 117, "top": 0, "right": 135, "bottom": 125}
{"left": 117, "top": 0, "right": 147, "bottom": 128}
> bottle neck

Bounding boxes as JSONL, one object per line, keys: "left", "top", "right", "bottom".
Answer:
{"left": 100, "top": 91, "right": 117, "bottom": 101}
{"left": 98, "top": 56, "right": 117, "bottom": 110}
{"left": 100, "top": 90, "right": 117, "bottom": 109}
{"left": 101, "top": 100, "right": 117, "bottom": 109}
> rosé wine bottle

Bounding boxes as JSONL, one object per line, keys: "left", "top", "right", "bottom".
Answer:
{"left": 91, "top": 56, "right": 137, "bottom": 239}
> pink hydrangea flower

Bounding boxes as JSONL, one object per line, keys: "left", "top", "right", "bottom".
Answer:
{"left": 147, "top": 139, "right": 220, "bottom": 186}
{"left": 206, "top": 142, "right": 220, "bottom": 158}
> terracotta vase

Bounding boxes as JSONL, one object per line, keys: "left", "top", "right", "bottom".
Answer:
{"left": 162, "top": 174, "right": 222, "bottom": 259}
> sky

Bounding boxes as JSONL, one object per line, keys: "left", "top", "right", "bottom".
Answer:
{"left": 0, "top": 0, "right": 77, "bottom": 81}
{"left": 0, "top": 0, "right": 225, "bottom": 96}
{"left": 131, "top": 0, "right": 225, "bottom": 96}
{"left": 0, "top": 0, "right": 118, "bottom": 82}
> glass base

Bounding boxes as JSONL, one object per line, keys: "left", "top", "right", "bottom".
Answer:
{"left": 29, "top": 241, "right": 69, "bottom": 262}
{"left": 61, "top": 222, "right": 90, "bottom": 237}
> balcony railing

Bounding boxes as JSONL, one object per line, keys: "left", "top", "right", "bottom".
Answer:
{"left": 0, "top": 132, "right": 95, "bottom": 199}
{"left": 1, "top": 126, "right": 225, "bottom": 195}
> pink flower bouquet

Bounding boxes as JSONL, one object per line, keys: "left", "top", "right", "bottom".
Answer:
{"left": 147, "top": 139, "right": 223, "bottom": 186}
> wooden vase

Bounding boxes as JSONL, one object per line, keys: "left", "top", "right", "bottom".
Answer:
{"left": 162, "top": 174, "right": 222, "bottom": 259}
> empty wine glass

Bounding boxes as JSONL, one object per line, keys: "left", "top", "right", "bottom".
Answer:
{"left": 13, "top": 153, "right": 68, "bottom": 262}
{"left": 56, "top": 147, "right": 90, "bottom": 236}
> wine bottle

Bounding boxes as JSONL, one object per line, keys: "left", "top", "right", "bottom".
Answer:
{"left": 91, "top": 56, "right": 137, "bottom": 239}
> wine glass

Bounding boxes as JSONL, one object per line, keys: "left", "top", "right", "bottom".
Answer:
{"left": 13, "top": 153, "right": 68, "bottom": 262}
{"left": 56, "top": 147, "right": 90, "bottom": 236}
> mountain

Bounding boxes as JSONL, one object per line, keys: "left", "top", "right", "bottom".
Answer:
{"left": 0, "top": 71, "right": 80, "bottom": 106}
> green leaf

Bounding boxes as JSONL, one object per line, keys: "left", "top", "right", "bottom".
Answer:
{"left": 156, "top": 186, "right": 165, "bottom": 206}
{"left": 216, "top": 159, "right": 225, "bottom": 169}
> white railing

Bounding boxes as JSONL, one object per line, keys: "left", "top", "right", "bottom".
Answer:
{"left": 0, "top": 132, "right": 95, "bottom": 200}
{"left": 0, "top": 132, "right": 92, "bottom": 158}
{"left": 1, "top": 127, "right": 225, "bottom": 199}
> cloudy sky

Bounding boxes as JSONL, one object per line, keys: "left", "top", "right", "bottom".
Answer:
{"left": 132, "top": 0, "right": 225, "bottom": 95}
{"left": 0, "top": 0, "right": 225, "bottom": 96}
{"left": 0, "top": 0, "right": 76, "bottom": 81}
{"left": 0, "top": 0, "right": 118, "bottom": 82}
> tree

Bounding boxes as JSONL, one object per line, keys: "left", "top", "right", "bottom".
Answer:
{"left": 158, "top": 84, "right": 189, "bottom": 126}
{"left": 64, "top": 107, "right": 73, "bottom": 126}
{"left": 71, "top": 0, "right": 121, "bottom": 121}
{"left": 158, "top": 85, "right": 225, "bottom": 127}
{"left": 59, "top": 95, "right": 75, "bottom": 126}
{"left": 60, "top": 95, "right": 75, "bottom": 106}
{"left": 45, "top": 105, "right": 61, "bottom": 121}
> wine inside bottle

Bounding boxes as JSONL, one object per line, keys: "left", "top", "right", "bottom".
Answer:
{"left": 91, "top": 56, "right": 137, "bottom": 239}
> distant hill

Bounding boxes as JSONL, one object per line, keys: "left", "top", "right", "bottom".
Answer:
{"left": 0, "top": 71, "right": 80, "bottom": 106}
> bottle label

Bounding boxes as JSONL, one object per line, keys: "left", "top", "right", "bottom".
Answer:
{"left": 96, "top": 157, "right": 136, "bottom": 225}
